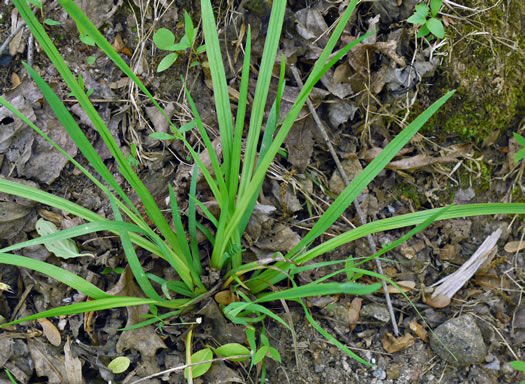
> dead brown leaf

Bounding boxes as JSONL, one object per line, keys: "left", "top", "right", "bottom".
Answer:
{"left": 380, "top": 280, "right": 416, "bottom": 294}
{"left": 37, "top": 318, "right": 61, "bottom": 347}
{"left": 64, "top": 337, "right": 83, "bottom": 384}
{"left": 111, "top": 33, "right": 132, "bottom": 57}
{"left": 215, "top": 290, "right": 239, "bottom": 306}
{"left": 504, "top": 240, "right": 525, "bottom": 253}
{"left": 10, "top": 73, "right": 21, "bottom": 89}
{"left": 408, "top": 321, "right": 429, "bottom": 342}
{"left": 423, "top": 293, "right": 451, "bottom": 308}
{"left": 381, "top": 332, "right": 414, "bottom": 353}
{"left": 347, "top": 297, "right": 362, "bottom": 331}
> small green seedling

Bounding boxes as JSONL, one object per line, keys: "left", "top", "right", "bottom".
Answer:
{"left": 67, "top": 73, "right": 94, "bottom": 98}
{"left": 407, "top": 0, "right": 445, "bottom": 39}
{"left": 246, "top": 325, "right": 281, "bottom": 383}
{"left": 513, "top": 133, "right": 525, "bottom": 162}
{"left": 153, "top": 11, "right": 206, "bottom": 72}
{"left": 149, "top": 120, "right": 196, "bottom": 141}
{"left": 26, "top": 0, "right": 60, "bottom": 25}
{"left": 126, "top": 142, "right": 140, "bottom": 168}
{"left": 509, "top": 361, "right": 525, "bottom": 384}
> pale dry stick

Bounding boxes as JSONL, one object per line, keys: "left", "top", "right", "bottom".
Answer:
{"left": 130, "top": 354, "right": 252, "bottom": 383}
{"left": 0, "top": 5, "right": 40, "bottom": 57}
{"left": 0, "top": 20, "right": 26, "bottom": 57}
{"left": 290, "top": 65, "right": 400, "bottom": 336}
{"left": 443, "top": 0, "right": 503, "bottom": 15}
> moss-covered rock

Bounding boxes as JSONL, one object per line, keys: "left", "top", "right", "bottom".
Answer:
{"left": 423, "top": 0, "right": 525, "bottom": 144}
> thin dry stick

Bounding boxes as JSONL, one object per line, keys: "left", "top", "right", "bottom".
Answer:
{"left": 290, "top": 65, "right": 400, "bottom": 336}
{"left": 0, "top": 20, "right": 26, "bottom": 57}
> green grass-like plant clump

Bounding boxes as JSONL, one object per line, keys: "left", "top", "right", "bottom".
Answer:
{"left": 0, "top": 0, "right": 524, "bottom": 379}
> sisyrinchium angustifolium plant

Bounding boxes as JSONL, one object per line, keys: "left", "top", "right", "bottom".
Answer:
{"left": 1, "top": 0, "right": 524, "bottom": 380}
{"left": 407, "top": 0, "right": 445, "bottom": 39}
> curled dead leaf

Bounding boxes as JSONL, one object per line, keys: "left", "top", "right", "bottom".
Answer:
{"left": 423, "top": 293, "right": 450, "bottom": 308}
{"left": 381, "top": 332, "right": 414, "bottom": 353}
{"left": 408, "top": 321, "right": 428, "bottom": 343}
{"left": 215, "top": 290, "right": 239, "bottom": 306}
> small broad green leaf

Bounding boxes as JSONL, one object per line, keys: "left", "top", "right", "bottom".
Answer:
{"left": 157, "top": 52, "right": 178, "bottom": 72}
{"left": 417, "top": 23, "right": 431, "bottom": 38}
{"left": 79, "top": 33, "right": 95, "bottom": 46}
{"left": 430, "top": 0, "right": 442, "bottom": 17}
{"left": 407, "top": 3, "right": 428, "bottom": 25}
{"left": 87, "top": 56, "right": 96, "bottom": 65}
{"left": 86, "top": 88, "right": 94, "bottom": 97}
{"left": 426, "top": 18, "right": 445, "bottom": 38}
{"left": 253, "top": 346, "right": 269, "bottom": 365}
{"left": 172, "top": 37, "right": 192, "bottom": 51}
{"left": 184, "top": 348, "right": 213, "bottom": 379}
{"left": 414, "top": 3, "right": 429, "bottom": 18}
{"left": 515, "top": 147, "right": 525, "bottom": 162}
{"left": 184, "top": 11, "right": 195, "bottom": 43}
{"left": 267, "top": 347, "right": 281, "bottom": 362}
{"left": 153, "top": 28, "right": 176, "bottom": 50}
{"left": 510, "top": 360, "right": 525, "bottom": 372}
{"left": 407, "top": 13, "right": 427, "bottom": 25}
{"left": 196, "top": 45, "right": 206, "bottom": 54}
{"left": 214, "top": 343, "right": 251, "bottom": 361}
{"left": 178, "top": 120, "right": 197, "bottom": 133}
{"left": 107, "top": 356, "right": 131, "bottom": 374}
{"left": 513, "top": 133, "right": 525, "bottom": 162}
{"left": 149, "top": 132, "right": 176, "bottom": 140}
{"left": 246, "top": 326, "right": 256, "bottom": 352}
{"left": 35, "top": 218, "right": 93, "bottom": 259}
{"left": 44, "top": 18, "right": 61, "bottom": 26}
{"left": 189, "top": 61, "right": 200, "bottom": 68}
{"left": 514, "top": 132, "right": 525, "bottom": 147}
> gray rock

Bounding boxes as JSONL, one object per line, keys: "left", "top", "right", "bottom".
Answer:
{"left": 430, "top": 314, "right": 487, "bottom": 366}
{"left": 360, "top": 303, "right": 390, "bottom": 323}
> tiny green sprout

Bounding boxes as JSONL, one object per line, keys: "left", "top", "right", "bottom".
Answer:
{"left": 513, "top": 133, "right": 525, "bottom": 162}
{"left": 87, "top": 56, "right": 96, "bottom": 65}
{"left": 44, "top": 19, "right": 60, "bottom": 26}
{"left": 127, "top": 142, "right": 140, "bottom": 168}
{"left": 153, "top": 10, "right": 206, "bottom": 72}
{"left": 407, "top": 0, "right": 445, "bottom": 39}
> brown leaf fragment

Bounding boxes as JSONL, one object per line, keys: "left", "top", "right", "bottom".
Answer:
{"left": 409, "top": 321, "right": 429, "bottom": 342}
{"left": 504, "top": 240, "right": 525, "bottom": 253}
{"left": 111, "top": 33, "right": 132, "bottom": 57}
{"left": 423, "top": 293, "right": 451, "bottom": 308}
{"left": 64, "top": 337, "right": 83, "bottom": 384}
{"left": 347, "top": 297, "right": 362, "bottom": 331}
{"left": 472, "top": 274, "right": 509, "bottom": 290}
{"left": 28, "top": 339, "right": 65, "bottom": 384}
{"left": 11, "top": 73, "right": 21, "bottom": 89}
{"left": 380, "top": 280, "right": 416, "bottom": 294}
{"left": 381, "top": 332, "right": 414, "bottom": 353}
{"left": 37, "top": 318, "right": 61, "bottom": 346}
{"left": 215, "top": 290, "right": 239, "bottom": 306}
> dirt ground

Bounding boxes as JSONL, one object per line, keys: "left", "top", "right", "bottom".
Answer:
{"left": 0, "top": 0, "right": 524, "bottom": 383}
